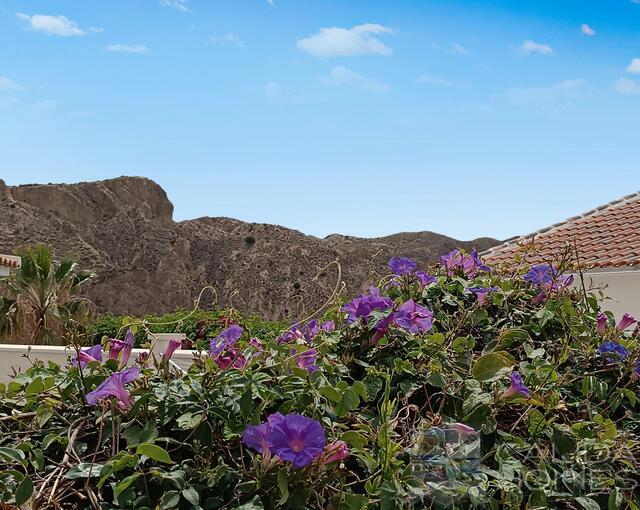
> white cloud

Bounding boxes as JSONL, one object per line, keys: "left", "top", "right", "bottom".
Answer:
{"left": 297, "top": 24, "right": 393, "bottom": 58}
{"left": 260, "top": 82, "right": 322, "bottom": 104}
{"left": 626, "top": 58, "right": 640, "bottom": 74}
{"left": 160, "top": 0, "right": 190, "bottom": 12}
{"left": 520, "top": 40, "right": 554, "bottom": 56}
{"left": 581, "top": 24, "right": 596, "bottom": 36}
{"left": 0, "top": 76, "right": 22, "bottom": 91}
{"left": 267, "top": 0, "right": 275, "bottom": 5}
{"left": 210, "top": 34, "right": 245, "bottom": 47}
{"left": 416, "top": 74, "right": 466, "bottom": 89}
{"left": 16, "top": 13, "right": 95, "bottom": 36}
{"left": 449, "top": 43, "right": 470, "bottom": 55}
{"left": 504, "top": 79, "right": 586, "bottom": 107}
{"left": 106, "top": 44, "right": 149, "bottom": 53}
{"left": 322, "top": 66, "right": 390, "bottom": 92}
{"left": 613, "top": 77, "right": 640, "bottom": 94}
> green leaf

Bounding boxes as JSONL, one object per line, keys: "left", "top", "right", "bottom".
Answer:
{"left": 177, "top": 412, "right": 203, "bottom": 430}
{"left": 182, "top": 486, "right": 200, "bottom": 506}
{"left": 136, "top": 443, "right": 173, "bottom": 464}
{"left": 334, "top": 388, "right": 359, "bottom": 417}
{"left": 426, "top": 372, "right": 446, "bottom": 388}
{"left": 319, "top": 386, "right": 341, "bottom": 403}
{"left": 35, "top": 405, "right": 54, "bottom": 428}
{"left": 608, "top": 488, "right": 622, "bottom": 510}
{"left": 342, "top": 431, "right": 367, "bottom": 449}
{"left": 527, "top": 489, "right": 547, "bottom": 509}
{"left": 233, "top": 496, "right": 264, "bottom": 510}
{"left": 122, "top": 421, "right": 158, "bottom": 446}
{"left": 30, "top": 448, "right": 44, "bottom": 472}
{"left": 98, "top": 452, "right": 138, "bottom": 488}
{"left": 64, "top": 463, "right": 103, "bottom": 479}
{"left": 239, "top": 388, "right": 254, "bottom": 418}
{"left": 576, "top": 497, "right": 601, "bottom": 510}
{"left": 15, "top": 475, "right": 33, "bottom": 505}
{"left": 114, "top": 473, "right": 140, "bottom": 498}
{"left": 361, "top": 375, "right": 382, "bottom": 401}
{"left": 496, "top": 328, "right": 530, "bottom": 350}
{"left": 159, "top": 490, "right": 180, "bottom": 510}
{"left": 352, "top": 381, "right": 368, "bottom": 400}
{"left": 25, "top": 377, "right": 44, "bottom": 395}
{"left": 277, "top": 468, "right": 289, "bottom": 505}
{"left": 552, "top": 426, "right": 577, "bottom": 455}
{"left": 42, "top": 434, "right": 64, "bottom": 450}
{"left": 0, "top": 446, "right": 25, "bottom": 463}
{"left": 339, "top": 494, "right": 368, "bottom": 510}
{"left": 472, "top": 351, "right": 514, "bottom": 382}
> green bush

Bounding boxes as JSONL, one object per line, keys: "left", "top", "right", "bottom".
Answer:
{"left": 87, "top": 309, "right": 285, "bottom": 346}
{"left": 1, "top": 251, "right": 640, "bottom": 509}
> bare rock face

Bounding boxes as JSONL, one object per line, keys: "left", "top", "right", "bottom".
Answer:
{"left": 0, "top": 176, "right": 499, "bottom": 320}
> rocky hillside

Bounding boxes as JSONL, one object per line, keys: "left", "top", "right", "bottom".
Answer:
{"left": 0, "top": 177, "right": 498, "bottom": 320}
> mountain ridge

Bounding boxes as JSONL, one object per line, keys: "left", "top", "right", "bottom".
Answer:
{"left": 0, "top": 176, "right": 499, "bottom": 320}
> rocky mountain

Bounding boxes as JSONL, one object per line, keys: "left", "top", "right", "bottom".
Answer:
{"left": 0, "top": 177, "right": 499, "bottom": 320}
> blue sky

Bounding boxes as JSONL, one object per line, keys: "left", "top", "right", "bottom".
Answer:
{"left": 1, "top": 0, "right": 639, "bottom": 241}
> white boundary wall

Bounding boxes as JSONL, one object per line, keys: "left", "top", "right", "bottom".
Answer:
{"left": 0, "top": 345, "right": 195, "bottom": 383}
{"left": 580, "top": 270, "right": 640, "bottom": 319}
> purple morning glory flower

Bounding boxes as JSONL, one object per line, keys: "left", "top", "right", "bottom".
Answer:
{"left": 214, "top": 347, "right": 246, "bottom": 370}
{"left": 242, "top": 412, "right": 285, "bottom": 456}
{"left": 277, "top": 327, "right": 304, "bottom": 344}
{"left": 294, "top": 348, "right": 319, "bottom": 374}
{"left": 162, "top": 339, "right": 181, "bottom": 361}
{"left": 296, "top": 319, "right": 333, "bottom": 343}
{"left": 321, "top": 320, "right": 335, "bottom": 333}
{"left": 617, "top": 313, "right": 637, "bottom": 331}
{"left": 462, "top": 250, "right": 492, "bottom": 278}
{"left": 597, "top": 341, "right": 630, "bottom": 361}
{"left": 242, "top": 422, "right": 271, "bottom": 455}
{"left": 523, "top": 264, "right": 557, "bottom": 286}
{"left": 441, "top": 249, "right": 465, "bottom": 274}
{"left": 441, "top": 249, "right": 490, "bottom": 278}
{"left": 119, "top": 329, "right": 135, "bottom": 368}
{"left": 415, "top": 271, "right": 437, "bottom": 287}
{"left": 503, "top": 372, "right": 531, "bottom": 399}
{"left": 210, "top": 325, "right": 244, "bottom": 357}
{"left": 72, "top": 344, "right": 103, "bottom": 369}
{"left": 321, "top": 440, "right": 349, "bottom": 465}
{"left": 342, "top": 287, "right": 394, "bottom": 324}
{"left": 597, "top": 313, "right": 608, "bottom": 334}
{"left": 532, "top": 291, "right": 548, "bottom": 305}
{"left": 388, "top": 256, "right": 417, "bottom": 276}
{"left": 249, "top": 337, "right": 263, "bottom": 350}
{"left": 108, "top": 339, "right": 125, "bottom": 361}
{"left": 370, "top": 313, "right": 394, "bottom": 345}
{"left": 86, "top": 366, "right": 140, "bottom": 410}
{"left": 635, "top": 361, "right": 640, "bottom": 377}
{"left": 393, "top": 299, "right": 434, "bottom": 335}
{"left": 268, "top": 414, "right": 326, "bottom": 468}
{"left": 468, "top": 287, "right": 498, "bottom": 306}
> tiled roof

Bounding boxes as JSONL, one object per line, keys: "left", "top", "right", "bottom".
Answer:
{"left": 0, "top": 255, "right": 21, "bottom": 269}
{"left": 482, "top": 192, "right": 640, "bottom": 268}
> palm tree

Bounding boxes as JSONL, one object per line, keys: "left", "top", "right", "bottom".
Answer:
{"left": 0, "top": 245, "right": 93, "bottom": 344}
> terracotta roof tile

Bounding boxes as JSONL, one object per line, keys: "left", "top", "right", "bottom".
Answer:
{"left": 0, "top": 255, "right": 21, "bottom": 269}
{"left": 481, "top": 192, "right": 640, "bottom": 268}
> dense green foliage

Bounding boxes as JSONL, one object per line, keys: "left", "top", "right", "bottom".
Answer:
{"left": 0, "top": 245, "right": 92, "bottom": 345}
{"left": 87, "top": 309, "right": 285, "bottom": 346}
{"left": 1, "top": 252, "right": 640, "bottom": 509}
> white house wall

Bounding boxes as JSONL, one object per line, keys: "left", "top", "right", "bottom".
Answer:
{"left": 580, "top": 270, "right": 640, "bottom": 319}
